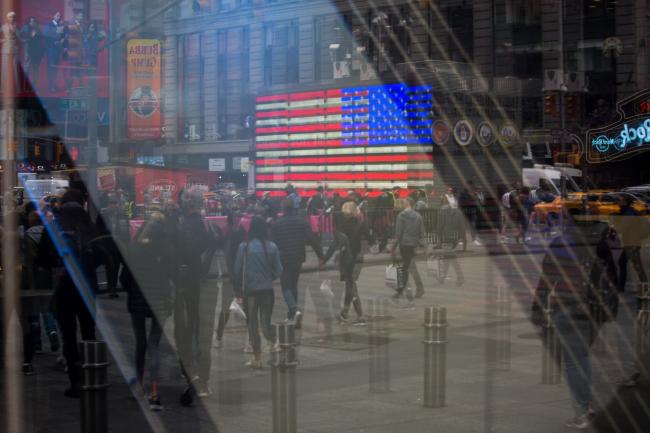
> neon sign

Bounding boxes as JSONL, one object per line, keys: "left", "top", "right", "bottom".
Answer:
{"left": 585, "top": 89, "right": 650, "bottom": 163}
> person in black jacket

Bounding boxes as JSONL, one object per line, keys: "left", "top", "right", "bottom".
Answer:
{"left": 38, "top": 188, "right": 99, "bottom": 398}
{"left": 271, "top": 198, "right": 323, "bottom": 329}
{"left": 321, "top": 201, "right": 369, "bottom": 325}
{"left": 174, "top": 188, "right": 211, "bottom": 404}
{"left": 121, "top": 212, "right": 174, "bottom": 411}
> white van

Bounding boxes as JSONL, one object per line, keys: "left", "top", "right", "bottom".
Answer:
{"left": 523, "top": 165, "right": 581, "bottom": 195}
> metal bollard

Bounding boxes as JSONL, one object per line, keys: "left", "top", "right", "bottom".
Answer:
{"left": 368, "top": 298, "right": 390, "bottom": 393}
{"left": 79, "top": 340, "right": 110, "bottom": 433}
{"left": 495, "top": 286, "right": 512, "bottom": 371}
{"left": 271, "top": 323, "right": 298, "bottom": 433}
{"left": 423, "top": 306, "right": 447, "bottom": 408}
{"left": 541, "top": 293, "right": 561, "bottom": 384}
{"left": 637, "top": 283, "right": 650, "bottom": 377}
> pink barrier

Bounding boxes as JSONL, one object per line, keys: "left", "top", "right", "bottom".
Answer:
{"left": 310, "top": 214, "right": 334, "bottom": 233}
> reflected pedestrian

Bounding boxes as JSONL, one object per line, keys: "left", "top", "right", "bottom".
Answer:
{"left": 234, "top": 216, "right": 282, "bottom": 369}
{"left": 321, "top": 201, "right": 369, "bottom": 324}
{"left": 121, "top": 212, "right": 174, "bottom": 411}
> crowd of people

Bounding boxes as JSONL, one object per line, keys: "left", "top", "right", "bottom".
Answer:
{"left": 11, "top": 182, "right": 438, "bottom": 411}
{"left": 10, "top": 176, "right": 648, "bottom": 431}
{"left": 0, "top": 10, "right": 105, "bottom": 92}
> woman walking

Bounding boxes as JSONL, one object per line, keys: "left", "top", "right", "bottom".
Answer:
{"left": 234, "top": 216, "right": 282, "bottom": 369}
{"left": 121, "top": 212, "right": 174, "bottom": 411}
{"left": 321, "top": 201, "right": 369, "bottom": 325}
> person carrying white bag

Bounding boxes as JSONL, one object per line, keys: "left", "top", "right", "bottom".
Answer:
{"left": 320, "top": 202, "right": 370, "bottom": 326}
{"left": 233, "top": 216, "right": 283, "bottom": 369}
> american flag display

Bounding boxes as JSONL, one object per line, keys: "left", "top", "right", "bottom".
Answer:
{"left": 254, "top": 84, "right": 434, "bottom": 195}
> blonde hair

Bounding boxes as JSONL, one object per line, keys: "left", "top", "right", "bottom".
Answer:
{"left": 341, "top": 201, "right": 360, "bottom": 217}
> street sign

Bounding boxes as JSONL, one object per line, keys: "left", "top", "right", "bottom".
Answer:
{"left": 61, "top": 98, "right": 88, "bottom": 111}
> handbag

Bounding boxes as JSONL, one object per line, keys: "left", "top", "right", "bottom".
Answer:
{"left": 320, "top": 279, "right": 335, "bottom": 298}
{"left": 385, "top": 264, "right": 405, "bottom": 290}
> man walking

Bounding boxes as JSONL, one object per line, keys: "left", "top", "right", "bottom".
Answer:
{"left": 391, "top": 197, "right": 425, "bottom": 300}
{"left": 271, "top": 198, "right": 323, "bottom": 328}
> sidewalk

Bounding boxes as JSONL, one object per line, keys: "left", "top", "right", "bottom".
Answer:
{"left": 4, "top": 243, "right": 650, "bottom": 433}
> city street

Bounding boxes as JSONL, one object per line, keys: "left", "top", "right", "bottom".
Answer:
{"left": 7, "top": 239, "right": 646, "bottom": 433}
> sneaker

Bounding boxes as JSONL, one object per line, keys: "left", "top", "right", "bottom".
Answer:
{"left": 401, "top": 300, "right": 416, "bottom": 310}
{"left": 22, "top": 363, "right": 34, "bottom": 376}
{"left": 196, "top": 384, "right": 213, "bottom": 398}
{"left": 243, "top": 343, "right": 254, "bottom": 354}
{"left": 294, "top": 311, "right": 303, "bottom": 330}
{"left": 179, "top": 384, "right": 195, "bottom": 407}
{"left": 566, "top": 413, "right": 590, "bottom": 429}
{"left": 414, "top": 289, "right": 425, "bottom": 299}
{"left": 245, "top": 359, "right": 264, "bottom": 369}
{"left": 338, "top": 312, "right": 349, "bottom": 324}
{"left": 473, "top": 239, "right": 482, "bottom": 246}
{"left": 352, "top": 317, "right": 367, "bottom": 326}
{"left": 48, "top": 331, "right": 60, "bottom": 352}
{"left": 149, "top": 395, "right": 163, "bottom": 411}
{"left": 213, "top": 337, "right": 222, "bottom": 349}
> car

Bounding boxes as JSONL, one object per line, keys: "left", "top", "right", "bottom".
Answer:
{"left": 533, "top": 191, "right": 648, "bottom": 225}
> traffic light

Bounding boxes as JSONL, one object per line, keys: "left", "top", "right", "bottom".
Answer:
{"left": 566, "top": 95, "right": 579, "bottom": 120}
{"left": 544, "top": 94, "right": 558, "bottom": 117}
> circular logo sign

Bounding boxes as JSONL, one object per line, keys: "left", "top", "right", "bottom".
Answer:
{"left": 499, "top": 123, "right": 518, "bottom": 148}
{"left": 476, "top": 121, "right": 496, "bottom": 147}
{"left": 432, "top": 120, "right": 451, "bottom": 146}
{"left": 128, "top": 85, "right": 160, "bottom": 118}
{"left": 454, "top": 120, "right": 474, "bottom": 146}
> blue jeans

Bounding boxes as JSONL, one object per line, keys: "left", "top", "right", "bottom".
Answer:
{"left": 552, "top": 312, "right": 593, "bottom": 415}
{"left": 281, "top": 262, "right": 302, "bottom": 319}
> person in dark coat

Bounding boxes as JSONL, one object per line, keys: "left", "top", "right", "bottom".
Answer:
{"left": 120, "top": 212, "right": 174, "bottom": 411}
{"left": 43, "top": 11, "right": 64, "bottom": 92}
{"left": 321, "top": 201, "right": 369, "bottom": 325}
{"left": 38, "top": 188, "right": 99, "bottom": 398}
{"left": 19, "top": 17, "right": 44, "bottom": 86}
{"left": 271, "top": 198, "right": 323, "bottom": 329}
{"left": 174, "top": 188, "right": 211, "bottom": 404}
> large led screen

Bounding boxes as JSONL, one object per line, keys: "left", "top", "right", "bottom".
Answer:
{"left": 255, "top": 84, "right": 435, "bottom": 196}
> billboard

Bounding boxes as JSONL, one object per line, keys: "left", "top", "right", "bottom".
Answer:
{"left": 2, "top": 0, "right": 109, "bottom": 98}
{"left": 254, "top": 84, "right": 434, "bottom": 195}
{"left": 127, "top": 39, "right": 162, "bottom": 139}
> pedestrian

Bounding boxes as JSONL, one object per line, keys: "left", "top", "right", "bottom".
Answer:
{"left": 214, "top": 212, "right": 246, "bottom": 348}
{"left": 234, "top": 216, "right": 283, "bottom": 369}
{"left": 96, "top": 193, "right": 127, "bottom": 298}
{"left": 285, "top": 184, "right": 301, "bottom": 210}
{"left": 611, "top": 194, "right": 650, "bottom": 387}
{"left": 307, "top": 186, "right": 326, "bottom": 215}
{"left": 271, "top": 198, "right": 323, "bottom": 329}
{"left": 38, "top": 189, "right": 98, "bottom": 398}
{"left": 460, "top": 181, "right": 481, "bottom": 246}
{"left": 391, "top": 197, "right": 425, "bottom": 300}
{"left": 120, "top": 212, "right": 174, "bottom": 411}
{"left": 43, "top": 11, "right": 64, "bottom": 92}
{"left": 532, "top": 217, "right": 617, "bottom": 429}
{"left": 321, "top": 201, "right": 369, "bottom": 325}
{"left": 174, "top": 188, "right": 212, "bottom": 404}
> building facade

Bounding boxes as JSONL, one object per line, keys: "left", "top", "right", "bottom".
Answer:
{"left": 115, "top": 0, "right": 650, "bottom": 190}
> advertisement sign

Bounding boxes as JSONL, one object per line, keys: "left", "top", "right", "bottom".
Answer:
{"left": 586, "top": 89, "right": 650, "bottom": 163}
{"left": 127, "top": 39, "right": 162, "bottom": 139}
{"left": 10, "top": 1, "right": 109, "bottom": 98}
{"left": 208, "top": 158, "right": 226, "bottom": 172}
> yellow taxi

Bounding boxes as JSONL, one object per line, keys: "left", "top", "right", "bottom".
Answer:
{"left": 533, "top": 191, "right": 649, "bottom": 224}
